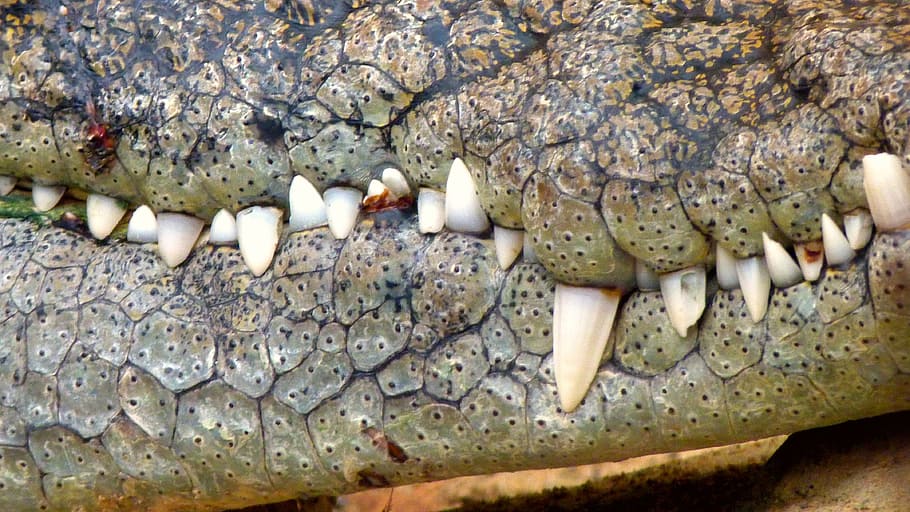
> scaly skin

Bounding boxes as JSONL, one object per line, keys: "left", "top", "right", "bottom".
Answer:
{"left": 0, "top": 1, "right": 909, "bottom": 510}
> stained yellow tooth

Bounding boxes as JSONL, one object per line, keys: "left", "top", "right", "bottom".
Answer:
{"left": 762, "top": 233, "right": 802, "bottom": 288}
{"left": 659, "top": 265, "right": 706, "bottom": 337}
{"left": 821, "top": 214, "right": 856, "bottom": 266}
{"left": 795, "top": 241, "right": 824, "bottom": 282}
{"left": 862, "top": 152, "right": 910, "bottom": 231}
{"left": 553, "top": 284, "right": 621, "bottom": 412}
{"left": 735, "top": 256, "right": 771, "bottom": 322}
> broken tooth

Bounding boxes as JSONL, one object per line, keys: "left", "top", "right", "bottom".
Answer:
{"left": 363, "top": 179, "right": 392, "bottom": 209}
{"left": 635, "top": 259, "right": 660, "bottom": 291}
{"left": 843, "top": 209, "right": 873, "bottom": 250}
{"left": 0, "top": 176, "right": 15, "bottom": 195}
{"left": 288, "top": 175, "right": 328, "bottom": 233}
{"left": 417, "top": 187, "right": 445, "bottom": 234}
{"left": 821, "top": 214, "right": 856, "bottom": 266}
{"left": 445, "top": 157, "right": 490, "bottom": 234}
{"left": 735, "top": 256, "right": 771, "bottom": 322}
{"left": 862, "top": 152, "right": 910, "bottom": 231}
{"left": 493, "top": 226, "right": 523, "bottom": 270}
{"left": 85, "top": 193, "right": 127, "bottom": 240}
{"left": 236, "top": 206, "right": 282, "bottom": 277}
{"left": 157, "top": 213, "right": 204, "bottom": 267}
{"left": 126, "top": 205, "right": 158, "bottom": 243}
{"left": 208, "top": 209, "right": 237, "bottom": 245}
{"left": 381, "top": 167, "right": 411, "bottom": 198}
{"left": 32, "top": 184, "right": 66, "bottom": 212}
{"left": 715, "top": 245, "right": 740, "bottom": 290}
{"left": 762, "top": 233, "right": 802, "bottom": 288}
{"left": 553, "top": 283, "right": 621, "bottom": 412}
{"left": 323, "top": 187, "right": 362, "bottom": 239}
{"left": 659, "top": 265, "right": 707, "bottom": 337}
{"left": 794, "top": 241, "right": 824, "bottom": 282}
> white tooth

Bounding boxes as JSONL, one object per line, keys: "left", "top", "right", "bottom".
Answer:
{"left": 32, "top": 184, "right": 65, "bottom": 211}
{"left": 635, "top": 259, "right": 660, "bottom": 291}
{"left": 364, "top": 179, "right": 390, "bottom": 205}
{"left": 659, "top": 265, "right": 706, "bottom": 337}
{"left": 493, "top": 226, "right": 523, "bottom": 270}
{"left": 85, "top": 193, "right": 127, "bottom": 240}
{"left": 381, "top": 167, "right": 411, "bottom": 198}
{"left": 735, "top": 256, "right": 771, "bottom": 322}
{"left": 288, "top": 175, "right": 328, "bottom": 232}
{"left": 156, "top": 213, "right": 204, "bottom": 267}
{"left": 821, "top": 214, "right": 856, "bottom": 266}
{"left": 323, "top": 187, "right": 362, "bottom": 239}
{"left": 553, "top": 284, "right": 621, "bottom": 412}
{"left": 762, "top": 233, "right": 803, "bottom": 288}
{"left": 843, "top": 209, "right": 873, "bottom": 250}
{"left": 445, "top": 157, "right": 490, "bottom": 234}
{"left": 862, "top": 152, "right": 910, "bottom": 231}
{"left": 794, "top": 241, "right": 824, "bottom": 282}
{"left": 126, "top": 205, "right": 158, "bottom": 243}
{"left": 0, "top": 176, "right": 15, "bottom": 195}
{"left": 715, "top": 245, "right": 740, "bottom": 290}
{"left": 236, "top": 206, "right": 282, "bottom": 277}
{"left": 208, "top": 209, "right": 237, "bottom": 244}
{"left": 417, "top": 187, "right": 445, "bottom": 234}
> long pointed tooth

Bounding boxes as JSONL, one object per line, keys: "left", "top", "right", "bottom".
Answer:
{"left": 735, "top": 256, "right": 771, "bottom": 322}
{"left": 288, "top": 175, "right": 328, "bottom": 232}
{"left": 553, "top": 284, "right": 621, "bottom": 412}
{"left": 635, "top": 259, "right": 660, "bottom": 291}
{"left": 417, "top": 187, "right": 445, "bottom": 234}
{"left": 127, "top": 205, "right": 158, "bottom": 243}
{"left": 715, "top": 245, "right": 740, "bottom": 290}
{"left": 493, "top": 226, "right": 523, "bottom": 270}
{"left": 843, "top": 209, "right": 873, "bottom": 250}
{"left": 236, "top": 206, "right": 282, "bottom": 277}
{"left": 445, "top": 157, "right": 490, "bottom": 234}
{"left": 0, "top": 176, "right": 15, "bottom": 195}
{"left": 794, "top": 241, "right": 824, "bottom": 282}
{"left": 381, "top": 167, "right": 411, "bottom": 198}
{"left": 821, "top": 214, "right": 856, "bottom": 266}
{"left": 659, "top": 265, "right": 706, "bottom": 337}
{"left": 157, "top": 213, "right": 204, "bottom": 267}
{"left": 762, "top": 233, "right": 802, "bottom": 288}
{"left": 323, "top": 187, "right": 362, "bottom": 239}
{"left": 85, "top": 193, "right": 127, "bottom": 240}
{"left": 862, "top": 153, "right": 910, "bottom": 231}
{"left": 32, "top": 184, "right": 65, "bottom": 211}
{"left": 209, "top": 209, "right": 237, "bottom": 244}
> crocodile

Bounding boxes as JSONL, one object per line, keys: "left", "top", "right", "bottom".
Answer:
{"left": 0, "top": 0, "right": 909, "bottom": 510}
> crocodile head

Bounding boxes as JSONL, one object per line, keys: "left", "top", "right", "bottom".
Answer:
{"left": 1, "top": 1, "right": 909, "bottom": 510}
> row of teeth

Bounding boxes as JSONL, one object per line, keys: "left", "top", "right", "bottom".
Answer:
{"left": 2, "top": 154, "right": 909, "bottom": 411}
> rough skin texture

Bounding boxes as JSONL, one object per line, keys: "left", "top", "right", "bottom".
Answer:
{"left": 0, "top": 0, "right": 909, "bottom": 510}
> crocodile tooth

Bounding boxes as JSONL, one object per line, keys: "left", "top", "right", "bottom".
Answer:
{"left": 445, "top": 157, "right": 490, "bottom": 234}
{"left": 288, "top": 175, "right": 327, "bottom": 233}
{"left": 735, "top": 256, "right": 771, "bottom": 322}
{"left": 821, "top": 214, "right": 856, "bottom": 266}
{"left": 126, "top": 205, "right": 158, "bottom": 243}
{"left": 417, "top": 188, "right": 445, "bottom": 234}
{"left": 635, "top": 259, "right": 660, "bottom": 291}
{"left": 237, "top": 206, "right": 282, "bottom": 277}
{"left": 493, "top": 226, "right": 523, "bottom": 270}
{"left": 32, "top": 184, "right": 65, "bottom": 211}
{"left": 381, "top": 167, "right": 411, "bottom": 198}
{"left": 0, "top": 176, "right": 15, "bottom": 195}
{"left": 553, "top": 283, "right": 621, "bottom": 412}
{"left": 762, "top": 233, "right": 802, "bottom": 288}
{"left": 862, "top": 152, "right": 910, "bottom": 231}
{"left": 522, "top": 235, "right": 539, "bottom": 263}
{"left": 208, "top": 209, "right": 237, "bottom": 245}
{"left": 715, "top": 245, "right": 740, "bottom": 290}
{"left": 157, "top": 213, "right": 204, "bottom": 267}
{"left": 323, "top": 187, "right": 362, "bottom": 239}
{"left": 86, "top": 193, "right": 127, "bottom": 240}
{"left": 659, "top": 265, "right": 706, "bottom": 337}
{"left": 794, "top": 241, "right": 824, "bottom": 282}
{"left": 843, "top": 209, "right": 873, "bottom": 250}
{"left": 363, "top": 179, "right": 391, "bottom": 206}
